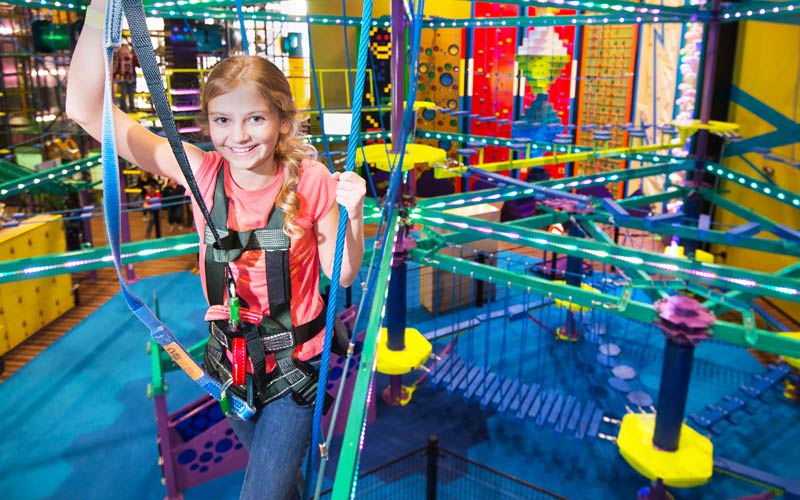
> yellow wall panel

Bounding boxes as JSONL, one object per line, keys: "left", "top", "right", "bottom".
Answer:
{"left": 0, "top": 215, "right": 73, "bottom": 355}
{"left": 715, "top": 21, "right": 800, "bottom": 321}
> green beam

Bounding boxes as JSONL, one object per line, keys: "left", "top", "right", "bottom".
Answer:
{"left": 413, "top": 207, "right": 800, "bottom": 303}
{"left": 0, "top": 154, "right": 102, "bottom": 200}
{"left": 708, "top": 261, "right": 800, "bottom": 315}
{"left": 580, "top": 220, "right": 666, "bottom": 302}
{"left": 704, "top": 191, "right": 789, "bottom": 238}
{"left": 418, "top": 161, "right": 692, "bottom": 210}
{"left": 0, "top": 234, "right": 199, "bottom": 284}
{"left": 586, "top": 213, "right": 800, "bottom": 258}
{"left": 705, "top": 162, "right": 800, "bottom": 210}
{"left": 332, "top": 214, "right": 399, "bottom": 499}
{"left": 410, "top": 249, "right": 800, "bottom": 358}
{"left": 720, "top": 2, "right": 800, "bottom": 23}
{"left": 538, "top": 162, "right": 692, "bottom": 190}
{"left": 617, "top": 189, "right": 688, "bottom": 209}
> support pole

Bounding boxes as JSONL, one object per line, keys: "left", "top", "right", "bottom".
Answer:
{"left": 684, "top": 0, "right": 721, "bottom": 258}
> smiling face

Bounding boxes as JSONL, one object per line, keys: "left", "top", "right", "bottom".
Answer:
{"left": 207, "top": 82, "right": 291, "bottom": 186}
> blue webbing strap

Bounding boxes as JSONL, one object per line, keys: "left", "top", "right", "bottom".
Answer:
{"left": 101, "top": 0, "right": 254, "bottom": 419}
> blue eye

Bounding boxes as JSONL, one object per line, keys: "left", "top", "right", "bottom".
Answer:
{"left": 214, "top": 117, "right": 228, "bottom": 124}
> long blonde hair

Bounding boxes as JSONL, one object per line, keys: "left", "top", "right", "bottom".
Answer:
{"left": 197, "top": 56, "right": 317, "bottom": 238}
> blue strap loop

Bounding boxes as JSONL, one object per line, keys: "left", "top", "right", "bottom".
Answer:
{"left": 100, "top": 0, "right": 254, "bottom": 420}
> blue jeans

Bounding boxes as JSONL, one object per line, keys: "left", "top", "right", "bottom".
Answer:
{"left": 228, "top": 384, "right": 316, "bottom": 499}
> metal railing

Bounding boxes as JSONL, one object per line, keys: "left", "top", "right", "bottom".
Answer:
{"left": 321, "top": 436, "right": 567, "bottom": 500}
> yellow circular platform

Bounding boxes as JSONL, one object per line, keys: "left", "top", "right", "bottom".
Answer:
{"left": 552, "top": 280, "right": 600, "bottom": 313}
{"left": 376, "top": 327, "right": 433, "bottom": 375}
{"left": 617, "top": 413, "right": 713, "bottom": 488}
{"left": 361, "top": 143, "right": 447, "bottom": 172}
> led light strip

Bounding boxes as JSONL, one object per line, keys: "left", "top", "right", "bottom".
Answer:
{"left": 413, "top": 212, "right": 800, "bottom": 299}
{"left": 0, "top": 156, "right": 102, "bottom": 199}
{"left": 706, "top": 163, "right": 800, "bottom": 209}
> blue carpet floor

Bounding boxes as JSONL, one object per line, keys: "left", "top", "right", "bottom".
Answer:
{"left": 1, "top": 270, "right": 798, "bottom": 499}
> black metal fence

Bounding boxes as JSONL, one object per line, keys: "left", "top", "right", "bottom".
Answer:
{"left": 321, "top": 436, "right": 568, "bottom": 500}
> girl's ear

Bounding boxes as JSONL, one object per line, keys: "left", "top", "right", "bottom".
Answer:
{"left": 280, "top": 119, "right": 292, "bottom": 136}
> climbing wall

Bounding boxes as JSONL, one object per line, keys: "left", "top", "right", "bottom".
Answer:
{"left": 575, "top": 24, "right": 639, "bottom": 178}
{"left": 515, "top": 8, "right": 577, "bottom": 179}
{"left": 0, "top": 214, "right": 72, "bottom": 355}
{"left": 416, "top": 27, "right": 463, "bottom": 156}
{"left": 414, "top": 27, "right": 465, "bottom": 196}
{"left": 632, "top": 1, "right": 688, "bottom": 199}
{"left": 470, "top": 2, "right": 519, "bottom": 165}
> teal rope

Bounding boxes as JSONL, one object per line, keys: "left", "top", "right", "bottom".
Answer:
{"left": 309, "top": 0, "right": 374, "bottom": 474}
{"left": 233, "top": 0, "right": 248, "bottom": 54}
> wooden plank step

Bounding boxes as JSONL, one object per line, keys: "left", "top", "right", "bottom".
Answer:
{"left": 517, "top": 383, "right": 540, "bottom": 418}
{"left": 575, "top": 401, "right": 596, "bottom": 440}
{"left": 463, "top": 367, "right": 486, "bottom": 399}
{"left": 480, "top": 375, "right": 503, "bottom": 408}
{"left": 555, "top": 395, "right": 577, "bottom": 433}
{"left": 567, "top": 400, "right": 583, "bottom": 433}
{"left": 587, "top": 407, "right": 605, "bottom": 440}
{"left": 497, "top": 379, "right": 519, "bottom": 413}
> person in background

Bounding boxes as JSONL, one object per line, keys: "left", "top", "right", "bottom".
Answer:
{"left": 113, "top": 43, "right": 138, "bottom": 113}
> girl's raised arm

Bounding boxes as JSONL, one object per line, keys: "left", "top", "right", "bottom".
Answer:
{"left": 65, "top": 0, "right": 205, "bottom": 181}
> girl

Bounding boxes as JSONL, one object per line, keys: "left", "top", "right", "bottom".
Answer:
{"left": 66, "top": 2, "right": 366, "bottom": 499}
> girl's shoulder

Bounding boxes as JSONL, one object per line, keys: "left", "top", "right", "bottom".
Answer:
{"left": 299, "top": 157, "right": 330, "bottom": 177}
{"left": 298, "top": 158, "right": 334, "bottom": 187}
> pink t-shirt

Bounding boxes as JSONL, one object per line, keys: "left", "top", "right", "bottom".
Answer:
{"left": 184, "top": 151, "right": 337, "bottom": 360}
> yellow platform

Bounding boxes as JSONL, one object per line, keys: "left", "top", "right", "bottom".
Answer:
{"left": 361, "top": 143, "right": 447, "bottom": 172}
{"left": 779, "top": 332, "right": 800, "bottom": 370}
{"left": 376, "top": 327, "right": 432, "bottom": 375}
{"left": 617, "top": 413, "right": 713, "bottom": 488}
{"left": 663, "top": 244, "right": 715, "bottom": 263}
{"left": 552, "top": 280, "right": 600, "bottom": 313}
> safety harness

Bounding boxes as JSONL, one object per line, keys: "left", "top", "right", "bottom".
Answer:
{"left": 201, "top": 166, "right": 340, "bottom": 413}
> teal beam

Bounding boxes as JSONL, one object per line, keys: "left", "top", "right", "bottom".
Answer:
{"left": 703, "top": 191, "right": 795, "bottom": 240}
{"left": 580, "top": 220, "right": 667, "bottom": 302}
{"left": 417, "top": 130, "right": 553, "bottom": 152}
{"left": 333, "top": 214, "right": 399, "bottom": 499}
{"left": 410, "top": 249, "right": 800, "bottom": 358}
{"left": 0, "top": 234, "right": 198, "bottom": 284}
{"left": 585, "top": 212, "right": 800, "bottom": 258}
{"left": 144, "top": 9, "right": 679, "bottom": 26}
{"left": 306, "top": 130, "right": 389, "bottom": 147}
{"left": 538, "top": 162, "right": 692, "bottom": 190}
{"left": 0, "top": 155, "right": 102, "bottom": 200}
{"left": 413, "top": 207, "right": 800, "bottom": 303}
{"left": 708, "top": 261, "right": 800, "bottom": 315}
{"left": 419, "top": 161, "right": 692, "bottom": 210}
{"left": 720, "top": 2, "right": 800, "bottom": 22}
{"left": 507, "top": 212, "right": 571, "bottom": 229}
{"left": 440, "top": 213, "right": 568, "bottom": 247}
{"left": 705, "top": 162, "right": 800, "bottom": 210}
{"left": 617, "top": 189, "right": 689, "bottom": 209}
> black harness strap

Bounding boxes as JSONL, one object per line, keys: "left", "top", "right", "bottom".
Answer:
{"left": 203, "top": 165, "right": 324, "bottom": 410}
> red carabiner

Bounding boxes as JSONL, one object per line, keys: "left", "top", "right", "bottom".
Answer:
{"left": 232, "top": 337, "right": 246, "bottom": 387}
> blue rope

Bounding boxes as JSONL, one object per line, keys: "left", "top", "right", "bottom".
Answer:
{"left": 233, "top": 0, "right": 249, "bottom": 54}
{"left": 309, "top": 0, "right": 374, "bottom": 471}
